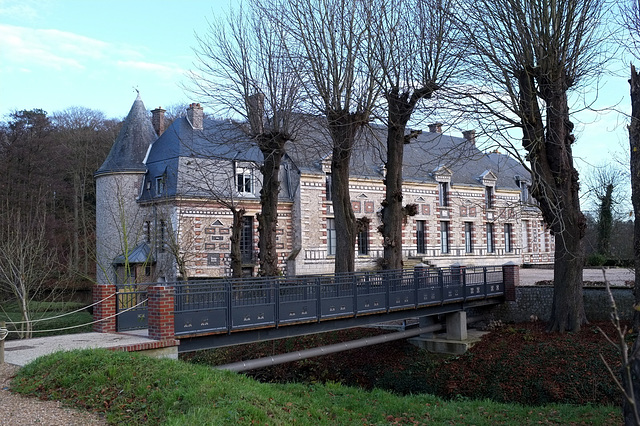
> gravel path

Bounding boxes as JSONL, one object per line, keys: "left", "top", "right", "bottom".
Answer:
{"left": 0, "top": 363, "right": 107, "bottom": 426}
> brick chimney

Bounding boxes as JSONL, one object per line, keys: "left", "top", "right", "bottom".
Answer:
{"left": 462, "top": 130, "right": 476, "bottom": 145}
{"left": 187, "top": 103, "right": 203, "bottom": 130}
{"left": 247, "top": 93, "right": 265, "bottom": 135}
{"left": 428, "top": 122, "right": 443, "bottom": 133}
{"left": 151, "top": 106, "right": 166, "bottom": 136}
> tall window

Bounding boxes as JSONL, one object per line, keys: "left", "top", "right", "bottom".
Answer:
{"left": 440, "top": 221, "right": 449, "bottom": 254}
{"left": 144, "top": 220, "right": 151, "bottom": 243}
{"left": 416, "top": 220, "right": 426, "bottom": 254}
{"left": 240, "top": 216, "right": 254, "bottom": 263}
{"left": 522, "top": 220, "right": 529, "bottom": 251}
{"left": 465, "top": 222, "right": 473, "bottom": 254}
{"left": 327, "top": 218, "right": 337, "bottom": 256}
{"left": 485, "top": 186, "right": 493, "bottom": 209}
{"left": 504, "top": 223, "right": 513, "bottom": 253}
{"left": 236, "top": 166, "right": 253, "bottom": 194}
{"left": 486, "top": 223, "right": 494, "bottom": 253}
{"left": 439, "top": 182, "right": 449, "bottom": 207}
{"left": 357, "top": 225, "right": 369, "bottom": 255}
{"left": 325, "top": 173, "right": 332, "bottom": 201}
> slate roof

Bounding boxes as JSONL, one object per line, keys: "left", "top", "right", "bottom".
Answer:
{"left": 139, "top": 117, "right": 264, "bottom": 201}
{"left": 112, "top": 242, "right": 153, "bottom": 265}
{"left": 95, "top": 94, "right": 158, "bottom": 176}
{"left": 101, "top": 97, "right": 529, "bottom": 198}
{"left": 285, "top": 121, "right": 528, "bottom": 190}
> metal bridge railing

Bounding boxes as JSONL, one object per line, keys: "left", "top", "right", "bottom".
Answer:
{"left": 167, "top": 265, "right": 504, "bottom": 336}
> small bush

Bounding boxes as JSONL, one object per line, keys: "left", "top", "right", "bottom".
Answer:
{"left": 587, "top": 253, "right": 607, "bottom": 266}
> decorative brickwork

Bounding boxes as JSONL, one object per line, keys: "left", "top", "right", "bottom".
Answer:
{"left": 148, "top": 285, "right": 175, "bottom": 340}
{"left": 93, "top": 284, "right": 117, "bottom": 333}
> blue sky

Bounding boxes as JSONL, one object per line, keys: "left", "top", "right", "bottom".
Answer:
{"left": 0, "top": 0, "right": 221, "bottom": 119}
{"left": 0, "top": 0, "right": 632, "bottom": 208}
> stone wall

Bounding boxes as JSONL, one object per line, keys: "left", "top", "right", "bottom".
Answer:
{"left": 488, "top": 286, "right": 635, "bottom": 322}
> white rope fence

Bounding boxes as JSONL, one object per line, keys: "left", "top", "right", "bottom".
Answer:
{"left": 4, "top": 293, "right": 117, "bottom": 325}
{"left": 1, "top": 295, "right": 147, "bottom": 336}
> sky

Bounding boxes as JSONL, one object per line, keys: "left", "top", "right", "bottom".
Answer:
{"left": 0, "top": 0, "right": 633, "bottom": 211}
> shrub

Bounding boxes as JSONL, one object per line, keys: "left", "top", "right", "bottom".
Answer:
{"left": 587, "top": 253, "right": 607, "bottom": 266}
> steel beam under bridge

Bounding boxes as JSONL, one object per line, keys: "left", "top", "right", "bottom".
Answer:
{"left": 176, "top": 298, "right": 498, "bottom": 353}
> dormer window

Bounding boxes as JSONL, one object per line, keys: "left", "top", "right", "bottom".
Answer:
{"left": 155, "top": 175, "right": 165, "bottom": 196}
{"left": 516, "top": 178, "right": 531, "bottom": 204}
{"left": 485, "top": 185, "right": 494, "bottom": 209}
{"left": 439, "top": 182, "right": 449, "bottom": 207}
{"left": 235, "top": 162, "right": 254, "bottom": 195}
{"left": 433, "top": 165, "right": 452, "bottom": 208}
{"left": 326, "top": 173, "right": 332, "bottom": 201}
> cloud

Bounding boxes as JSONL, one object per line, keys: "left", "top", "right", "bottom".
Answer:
{"left": 0, "top": 0, "right": 43, "bottom": 22}
{"left": 117, "top": 60, "right": 185, "bottom": 80}
{"left": 0, "top": 24, "right": 110, "bottom": 71}
{"left": 0, "top": 23, "right": 185, "bottom": 84}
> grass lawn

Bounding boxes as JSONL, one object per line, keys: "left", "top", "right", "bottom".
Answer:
{"left": 0, "top": 301, "right": 93, "bottom": 339}
{"left": 11, "top": 349, "right": 621, "bottom": 425}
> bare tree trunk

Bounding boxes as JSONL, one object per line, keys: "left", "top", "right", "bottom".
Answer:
{"left": 72, "top": 174, "right": 80, "bottom": 273}
{"left": 257, "top": 134, "right": 287, "bottom": 276}
{"left": 328, "top": 112, "right": 362, "bottom": 273}
{"left": 630, "top": 64, "right": 640, "bottom": 332}
{"left": 550, "top": 220, "right": 586, "bottom": 332}
{"left": 382, "top": 88, "right": 434, "bottom": 269}
{"left": 382, "top": 119, "right": 406, "bottom": 270}
{"left": 542, "top": 85, "right": 587, "bottom": 332}
{"left": 230, "top": 208, "right": 246, "bottom": 278}
{"left": 519, "top": 70, "right": 586, "bottom": 332}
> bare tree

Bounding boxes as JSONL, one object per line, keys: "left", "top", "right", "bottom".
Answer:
{"left": 267, "top": 0, "right": 379, "bottom": 272}
{"left": 0, "top": 204, "right": 55, "bottom": 338}
{"left": 52, "top": 107, "right": 118, "bottom": 278}
{"left": 190, "top": 3, "right": 301, "bottom": 276}
{"left": 368, "top": 0, "right": 463, "bottom": 269}
{"left": 460, "top": 0, "right": 608, "bottom": 332}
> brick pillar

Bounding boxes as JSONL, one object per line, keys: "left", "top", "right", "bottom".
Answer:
{"left": 93, "top": 284, "right": 117, "bottom": 333}
{"left": 503, "top": 262, "right": 519, "bottom": 302}
{"left": 148, "top": 285, "right": 175, "bottom": 340}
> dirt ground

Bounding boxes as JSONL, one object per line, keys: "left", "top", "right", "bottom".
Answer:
{"left": 0, "top": 363, "right": 106, "bottom": 426}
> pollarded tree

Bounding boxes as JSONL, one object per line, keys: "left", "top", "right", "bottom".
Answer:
{"left": 190, "top": 3, "right": 302, "bottom": 276}
{"left": 267, "top": 0, "right": 379, "bottom": 273}
{"left": 621, "top": 0, "right": 640, "bottom": 337}
{"left": 368, "top": 0, "right": 463, "bottom": 269}
{"left": 461, "top": 0, "right": 608, "bottom": 332}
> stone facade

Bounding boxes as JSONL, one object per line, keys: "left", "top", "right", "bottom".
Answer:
{"left": 96, "top": 97, "right": 554, "bottom": 282}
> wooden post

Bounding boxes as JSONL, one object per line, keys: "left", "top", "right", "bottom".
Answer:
{"left": 1, "top": 321, "right": 6, "bottom": 364}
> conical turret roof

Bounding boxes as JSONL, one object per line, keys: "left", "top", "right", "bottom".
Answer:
{"left": 95, "top": 94, "right": 157, "bottom": 176}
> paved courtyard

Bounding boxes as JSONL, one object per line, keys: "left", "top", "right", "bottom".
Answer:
{"left": 519, "top": 267, "right": 634, "bottom": 287}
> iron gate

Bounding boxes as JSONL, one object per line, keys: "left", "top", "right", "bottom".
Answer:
{"left": 116, "top": 284, "right": 148, "bottom": 331}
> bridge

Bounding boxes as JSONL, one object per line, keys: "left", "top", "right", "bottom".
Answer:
{"left": 92, "top": 264, "right": 518, "bottom": 354}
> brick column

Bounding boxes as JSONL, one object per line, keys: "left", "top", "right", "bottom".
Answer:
{"left": 503, "top": 262, "right": 519, "bottom": 302}
{"left": 93, "top": 284, "right": 117, "bottom": 333}
{"left": 148, "top": 285, "right": 175, "bottom": 340}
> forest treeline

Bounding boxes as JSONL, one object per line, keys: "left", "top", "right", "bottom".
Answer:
{"left": 0, "top": 107, "right": 122, "bottom": 290}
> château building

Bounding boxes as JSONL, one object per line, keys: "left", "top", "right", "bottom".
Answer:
{"left": 95, "top": 96, "right": 553, "bottom": 284}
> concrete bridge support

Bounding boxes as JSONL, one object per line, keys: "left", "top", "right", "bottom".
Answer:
{"left": 410, "top": 311, "right": 484, "bottom": 355}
